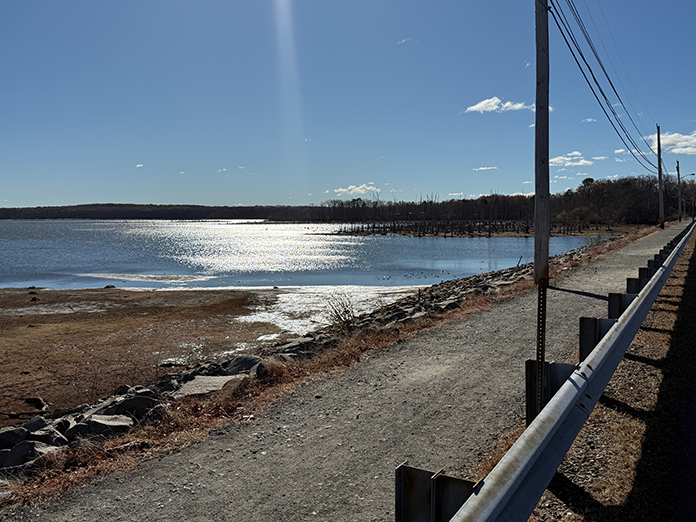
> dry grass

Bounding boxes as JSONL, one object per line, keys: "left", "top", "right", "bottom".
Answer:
{"left": 0, "top": 224, "right": 660, "bottom": 508}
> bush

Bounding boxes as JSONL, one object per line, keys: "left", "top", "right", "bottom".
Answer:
{"left": 582, "top": 231, "right": 605, "bottom": 247}
{"left": 325, "top": 293, "right": 357, "bottom": 329}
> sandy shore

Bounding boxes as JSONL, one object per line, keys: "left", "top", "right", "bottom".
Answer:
{"left": 0, "top": 285, "right": 414, "bottom": 427}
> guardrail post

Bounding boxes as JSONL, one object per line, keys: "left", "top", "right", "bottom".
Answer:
{"left": 579, "top": 317, "right": 598, "bottom": 362}
{"left": 626, "top": 277, "right": 648, "bottom": 294}
{"left": 395, "top": 464, "right": 474, "bottom": 522}
{"left": 525, "top": 361, "right": 575, "bottom": 426}
{"left": 639, "top": 267, "right": 653, "bottom": 279}
{"left": 525, "top": 360, "right": 550, "bottom": 426}
{"left": 608, "top": 293, "right": 638, "bottom": 319}
{"left": 579, "top": 317, "right": 617, "bottom": 362}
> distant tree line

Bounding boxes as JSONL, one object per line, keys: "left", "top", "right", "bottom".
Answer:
{"left": 2, "top": 176, "right": 693, "bottom": 232}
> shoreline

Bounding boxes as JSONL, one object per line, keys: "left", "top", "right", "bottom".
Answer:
{"left": 0, "top": 285, "right": 416, "bottom": 427}
{"left": 0, "top": 240, "right": 594, "bottom": 428}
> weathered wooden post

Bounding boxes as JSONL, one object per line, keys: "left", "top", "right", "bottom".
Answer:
{"left": 530, "top": 0, "right": 550, "bottom": 424}
{"left": 658, "top": 124, "right": 664, "bottom": 229}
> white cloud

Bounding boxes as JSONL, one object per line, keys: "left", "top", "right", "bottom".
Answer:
{"left": 238, "top": 166, "right": 245, "bottom": 169}
{"left": 136, "top": 164, "right": 143, "bottom": 168}
{"left": 615, "top": 158, "right": 626, "bottom": 163}
{"left": 582, "top": 118, "right": 597, "bottom": 123}
{"left": 577, "top": 172, "right": 588, "bottom": 176}
{"left": 396, "top": 37, "right": 415, "bottom": 45}
{"left": 549, "top": 151, "right": 593, "bottom": 167}
{"left": 522, "top": 181, "right": 533, "bottom": 184}
{"left": 448, "top": 192, "right": 464, "bottom": 197}
{"left": 614, "top": 149, "right": 626, "bottom": 154}
{"left": 334, "top": 183, "right": 382, "bottom": 196}
{"left": 473, "top": 166, "right": 498, "bottom": 171}
{"left": 651, "top": 130, "right": 696, "bottom": 155}
{"left": 592, "top": 156, "right": 607, "bottom": 160}
{"left": 465, "top": 96, "right": 534, "bottom": 114}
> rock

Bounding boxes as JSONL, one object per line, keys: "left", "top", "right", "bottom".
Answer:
{"left": 250, "top": 361, "right": 268, "bottom": 381}
{"left": 64, "top": 422, "right": 90, "bottom": 441}
{"left": 141, "top": 404, "right": 168, "bottom": 425}
{"left": 222, "top": 354, "right": 263, "bottom": 374}
{"left": 65, "top": 415, "right": 133, "bottom": 440}
{"left": 153, "top": 376, "right": 179, "bottom": 393}
{"left": 113, "top": 385, "right": 131, "bottom": 395}
{"left": 436, "top": 299, "right": 460, "bottom": 311}
{"left": 26, "top": 427, "right": 69, "bottom": 447}
{"left": 0, "top": 450, "right": 10, "bottom": 468}
{"left": 187, "top": 361, "right": 227, "bottom": 378}
{"left": 22, "top": 416, "right": 48, "bottom": 433}
{"left": 173, "top": 376, "right": 247, "bottom": 400}
{"left": 2, "top": 441, "right": 59, "bottom": 469}
{"left": 94, "top": 394, "right": 161, "bottom": 420}
{"left": 86, "top": 415, "right": 133, "bottom": 436}
{"left": 0, "top": 427, "right": 28, "bottom": 450}
{"left": 216, "top": 375, "right": 250, "bottom": 402}
{"left": 270, "top": 337, "right": 316, "bottom": 355}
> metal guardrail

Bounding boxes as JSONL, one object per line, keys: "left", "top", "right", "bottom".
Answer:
{"left": 449, "top": 222, "right": 695, "bottom": 522}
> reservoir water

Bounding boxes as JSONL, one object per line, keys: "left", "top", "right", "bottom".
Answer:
{"left": 0, "top": 220, "right": 589, "bottom": 290}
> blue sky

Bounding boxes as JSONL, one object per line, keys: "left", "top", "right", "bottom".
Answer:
{"left": 2, "top": 0, "right": 696, "bottom": 208}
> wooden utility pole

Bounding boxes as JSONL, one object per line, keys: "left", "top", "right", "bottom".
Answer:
{"left": 677, "top": 161, "right": 682, "bottom": 222}
{"left": 533, "top": 0, "right": 550, "bottom": 420}
{"left": 657, "top": 124, "right": 664, "bottom": 229}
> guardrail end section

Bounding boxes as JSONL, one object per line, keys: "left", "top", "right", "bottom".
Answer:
{"left": 395, "top": 464, "right": 475, "bottom": 522}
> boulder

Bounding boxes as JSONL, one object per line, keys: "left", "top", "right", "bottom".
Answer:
{"left": 222, "top": 354, "right": 262, "bottom": 374}
{"left": 2, "top": 441, "right": 59, "bottom": 469}
{"left": 86, "top": 415, "right": 133, "bottom": 436}
{"left": 26, "top": 427, "right": 69, "bottom": 447}
{"left": 0, "top": 427, "right": 28, "bottom": 450}
{"left": 250, "top": 361, "right": 268, "bottom": 381}
{"left": 65, "top": 415, "right": 133, "bottom": 440}
{"left": 173, "top": 376, "right": 247, "bottom": 400}
{"left": 0, "top": 450, "right": 9, "bottom": 468}
{"left": 216, "top": 375, "right": 250, "bottom": 402}
{"left": 22, "top": 416, "right": 48, "bottom": 433}
{"left": 93, "top": 393, "right": 160, "bottom": 420}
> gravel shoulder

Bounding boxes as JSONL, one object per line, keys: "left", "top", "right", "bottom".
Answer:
{"left": 3, "top": 222, "right": 691, "bottom": 522}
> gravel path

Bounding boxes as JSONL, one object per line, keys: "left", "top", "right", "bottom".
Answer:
{"left": 4, "top": 222, "right": 690, "bottom": 522}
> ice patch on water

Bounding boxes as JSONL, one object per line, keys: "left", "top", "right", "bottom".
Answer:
{"left": 235, "top": 285, "right": 416, "bottom": 336}
{"left": 257, "top": 333, "right": 281, "bottom": 341}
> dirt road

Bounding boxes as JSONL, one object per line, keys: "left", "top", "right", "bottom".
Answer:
{"left": 4, "top": 222, "right": 690, "bottom": 522}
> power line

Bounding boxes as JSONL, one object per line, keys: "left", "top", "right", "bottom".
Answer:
{"left": 548, "top": 0, "right": 657, "bottom": 173}
{"left": 562, "top": 0, "right": 658, "bottom": 158}
{"left": 592, "top": 0, "right": 658, "bottom": 128}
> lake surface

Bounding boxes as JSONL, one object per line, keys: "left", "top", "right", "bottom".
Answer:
{"left": 0, "top": 220, "right": 589, "bottom": 289}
